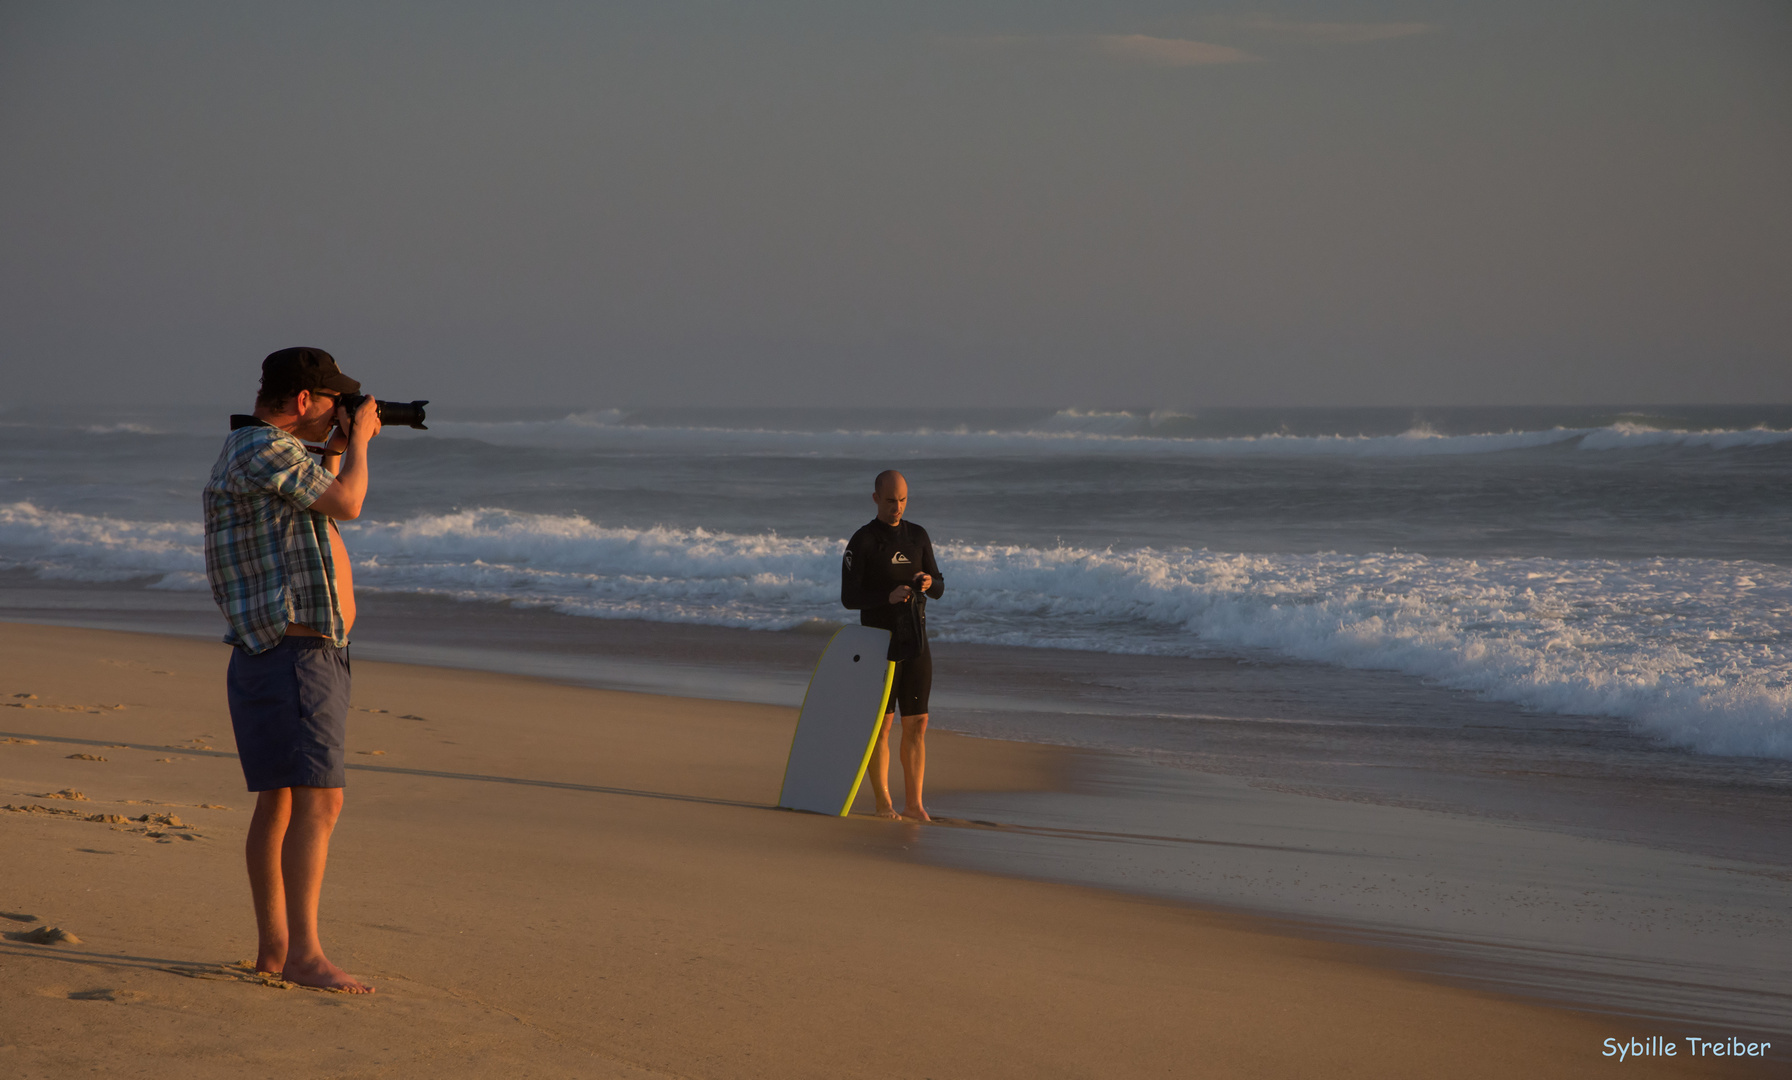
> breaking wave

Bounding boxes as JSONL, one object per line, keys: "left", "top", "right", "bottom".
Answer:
{"left": 3, "top": 501, "right": 1787, "bottom": 759}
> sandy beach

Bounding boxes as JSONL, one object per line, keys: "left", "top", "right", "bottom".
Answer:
{"left": 0, "top": 622, "right": 1772, "bottom": 1078}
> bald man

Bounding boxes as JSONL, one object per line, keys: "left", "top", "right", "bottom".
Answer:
{"left": 840, "top": 470, "right": 946, "bottom": 820}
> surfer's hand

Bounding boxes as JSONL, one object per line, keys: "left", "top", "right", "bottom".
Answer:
{"left": 888, "top": 585, "right": 913, "bottom": 604}
{"left": 913, "top": 573, "right": 932, "bottom": 593}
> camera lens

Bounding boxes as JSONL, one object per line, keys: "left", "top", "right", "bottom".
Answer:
{"left": 376, "top": 400, "right": 429, "bottom": 429}
{"left": 340, "top": 395, "right": 429, "bottom": 430}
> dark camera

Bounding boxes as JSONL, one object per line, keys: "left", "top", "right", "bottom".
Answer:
{"left": 340, "top": 394, "right": 429, "bottom": 430}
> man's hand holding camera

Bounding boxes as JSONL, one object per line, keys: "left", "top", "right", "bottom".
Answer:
{"left": 323, "top": 394, "right": 383, "bottom": 462}
{"left": 308, "top": 392, "right": 381, "bottom": 521}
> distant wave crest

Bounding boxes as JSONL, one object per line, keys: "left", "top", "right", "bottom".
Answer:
{"left": 425, "top": 411, "right": 1792, "bottom": 459}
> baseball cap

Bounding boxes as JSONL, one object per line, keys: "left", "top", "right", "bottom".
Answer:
{"left": 261, "top": 347, "right": 361, "bottom": 397}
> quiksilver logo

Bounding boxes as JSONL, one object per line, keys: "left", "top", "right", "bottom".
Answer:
{"left": 891, "top": 552, "right": 911, "bottom": 564}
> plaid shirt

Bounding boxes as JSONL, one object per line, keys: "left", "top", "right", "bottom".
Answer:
{"left": 203, "top": 417, "right": 344, "bottom": 653}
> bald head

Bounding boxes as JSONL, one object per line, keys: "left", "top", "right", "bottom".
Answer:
{"left": 873, "top": 470, "right": 908, "bottom": 525}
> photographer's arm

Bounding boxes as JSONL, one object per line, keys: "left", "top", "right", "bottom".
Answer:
{"left": 308, "top": 397, "right": 381, "bottom": 521}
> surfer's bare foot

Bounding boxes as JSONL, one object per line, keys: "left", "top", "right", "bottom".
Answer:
{"left": 874, "top": 803, "right": 901, "bottom": 819}
{"left": 901, "top": 805, "right": 932, "bottom": 822}
{"left": 282, "top": 956, "right": 373, "bottom": 993}
{"left": 254, "top": 948, "right": 285, "bottom": 976}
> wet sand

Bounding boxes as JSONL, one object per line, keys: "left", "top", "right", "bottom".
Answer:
{"left": 0, "top": 622, "right": 1775, "bottom": 1077}
{"left": 12, "top": 578, "right": 1787, "bottom": 874}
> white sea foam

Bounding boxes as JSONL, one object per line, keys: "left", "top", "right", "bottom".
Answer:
{"left": 3, "top": 501, "right": 1787, "bottom": 759}
{"left": 0, "top": 502, "right": 204, "bottom": 587}
{"left": 425, "top": 413, "right": 1792, "bottom": 459}
{"left": 1028, "top": 409, "right": 1156, "bottom": 435}
{"left": 1578, "top": 422, "right": 1792, "bottom": 451}
{"left": 81, "top": 422, "right": 165, "bottom": 435}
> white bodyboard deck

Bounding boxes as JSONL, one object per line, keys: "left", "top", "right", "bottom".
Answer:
{"left": 779, "top": 625, "right": 895, "bottom": 816}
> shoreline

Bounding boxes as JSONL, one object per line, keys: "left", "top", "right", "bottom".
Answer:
{"left": 2, "top": 621, "right": 1783, "bottom": 1075}
{"left": 5, "top": 582, "right": 1790, "bottom": 869}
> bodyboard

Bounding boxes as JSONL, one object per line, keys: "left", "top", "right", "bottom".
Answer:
{"left": 778, "top": 625, "right": 896, "bottom": 815}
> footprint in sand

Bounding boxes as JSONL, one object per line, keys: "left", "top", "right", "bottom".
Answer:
{"left": 165, "top": 961, "right": 296, "bottom": 989}
{"left": 10, "top": 925, "right": 80, "bottom": 945}
{"left": 129, "top": 813, "right": 202, "bottom": 839}
{"left": 13, "top": 693, "right": 37, "bottom": 699}
{"left": 68, "top": 988, "right": 148, "bottom": 1002}
{"left": 4, "top": 803, "right": 131, "bottom": 825}
{"left": 1, "top": 911, "right": 37, "bottom": 923}
{"left": 66, "top": 753, "right": 107, "bottom": 762}
{"left": 4, "top": 803, "right": 83, "bottom": 817}
{"left": 2, "top": 737, "right": 39, "bottom": 744}
{"left": 35, "top": 789, "right": 88, "bottom": 801}
{"left": 13, "top": 808, "right": 206, "bottom": 840}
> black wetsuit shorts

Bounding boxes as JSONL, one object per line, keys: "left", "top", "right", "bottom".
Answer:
{"left": 889, "top": 649, "right": 932, "bottom": 717}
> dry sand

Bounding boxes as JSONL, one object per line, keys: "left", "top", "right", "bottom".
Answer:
{"left": 0, "top": 622, "right": 1767, "bottom": 1078}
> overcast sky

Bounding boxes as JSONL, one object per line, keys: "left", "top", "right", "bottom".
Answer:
{"left": 2, "top": 1, "right": 1787, "bottom": 408}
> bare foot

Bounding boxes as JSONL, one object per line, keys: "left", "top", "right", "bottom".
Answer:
{"left": 282, "top": 956, "right": 374, "bottom": 994}
{"left": 901, "top": 805, "right": 932, "bottom": 822}
{"left": 873, "top": 801, "right": 901, "bottom": 820}
{"left": 255, "top": 946, "right": 286, "bottom": 976}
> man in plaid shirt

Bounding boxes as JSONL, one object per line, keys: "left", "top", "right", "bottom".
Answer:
{"left": 203, "top": 346, "right": 381, "bottom": 993}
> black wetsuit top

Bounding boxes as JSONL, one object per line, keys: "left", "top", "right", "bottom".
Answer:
{"left": 841, "top": 519, "right": 945, "bottom": 662}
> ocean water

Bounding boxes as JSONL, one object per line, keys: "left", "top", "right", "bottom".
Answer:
{"left": 5, "top": 401, "right": 1792, "bottom": 1033}
{"left": 4, "top": 403, "right": 1789, "bottom": 760}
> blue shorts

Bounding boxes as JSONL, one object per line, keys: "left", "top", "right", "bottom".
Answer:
{"left": 226, "top": 637, "right": 350, "bottom": 791}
